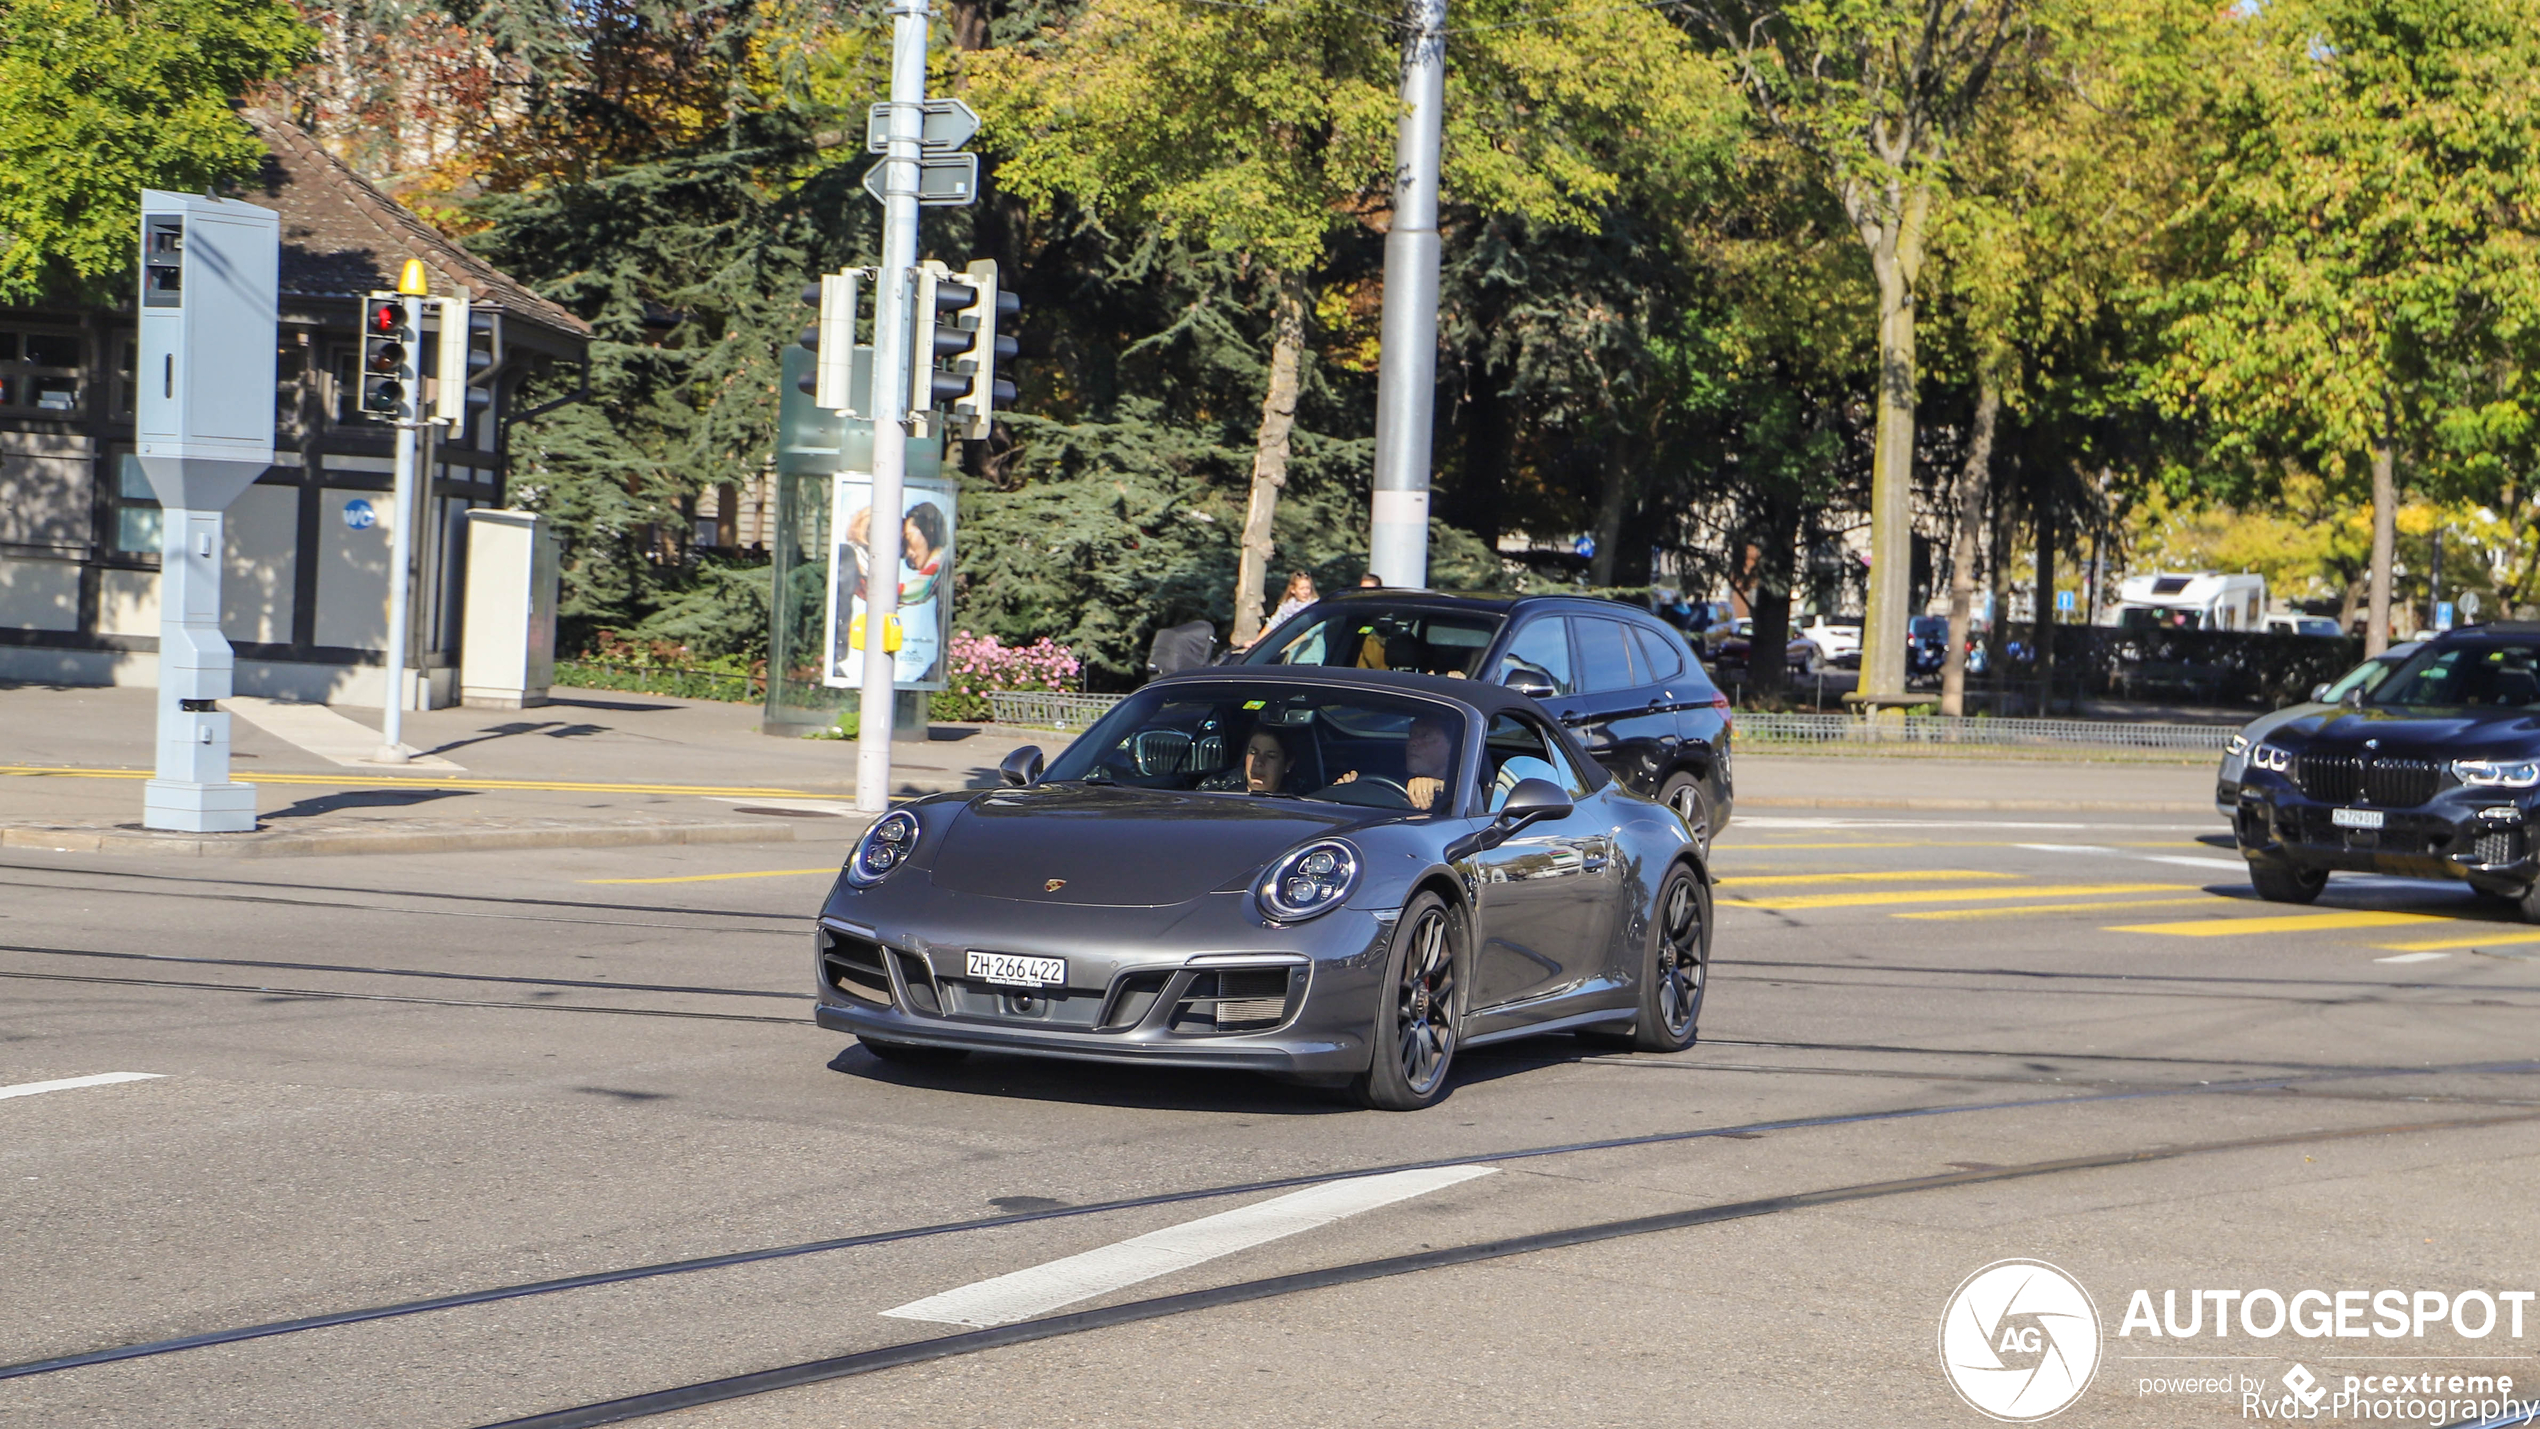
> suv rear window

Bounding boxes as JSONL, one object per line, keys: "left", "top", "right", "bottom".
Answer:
{"left": 1245, "top": 604, "right": 1503, "bottom": 678}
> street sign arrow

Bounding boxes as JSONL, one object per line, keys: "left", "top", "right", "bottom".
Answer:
{"left": 867, "top": 98, "right": 981, "bottom": 154}
{"left": 862, "top": 153, "right": 980, "bottom": 207}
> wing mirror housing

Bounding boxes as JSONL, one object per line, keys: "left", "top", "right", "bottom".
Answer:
{"left": 1501, "top": 668, "right": 1557, "bottom": 700}
{"left": 1000, "top": 745, "right": 1044, "bottom": 787}
{"left": 2309, "top": 682, "right": 2331, "bottom": 703}
{"left": 1447, "top": 777, "right": 1574, "bottom": 861}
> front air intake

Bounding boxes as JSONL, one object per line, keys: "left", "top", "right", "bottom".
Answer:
{"left": 1169, "top": 968, "right": 1297, "bottom": 1033}
{"left": 818, "top": 926, "right": 891, "bottom": 1006}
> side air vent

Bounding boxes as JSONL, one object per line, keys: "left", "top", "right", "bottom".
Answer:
{"left": 819, "top": 926, "right": 891, "bottom": 1007}
{"left": 1102, "top": 971, "right": 1171, "bottom": 1030}
{"left": 892, "top": 951, "right": 940, "bottom": 1014}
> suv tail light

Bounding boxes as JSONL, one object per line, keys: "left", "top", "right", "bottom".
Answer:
{"left": 1710, "top": 689, "right": 1733, "bottom": 736}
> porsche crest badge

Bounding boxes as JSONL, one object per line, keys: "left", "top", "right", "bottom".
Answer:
{"left": 1044, "top": 878, "right": 1067, "bottom": 892}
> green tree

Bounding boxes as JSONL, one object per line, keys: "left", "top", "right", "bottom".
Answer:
{"left": 2144, "top": 0, "right": 2540, "bottom": 654}
{"left": 968, "top": 0, "right": 1728, "bottom": 640}
{"left": 0, "top": 0, "right": 315, "bottom": 300}
{"left": 1678, "top": 0, "right": 2039, "bottom": 695}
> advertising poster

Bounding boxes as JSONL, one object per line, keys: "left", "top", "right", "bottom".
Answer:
{"left": 823, "top": 473, "right": 955, "bottom": 691}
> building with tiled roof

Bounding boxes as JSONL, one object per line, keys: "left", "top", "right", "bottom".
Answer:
{"left": 0, "top": 110, "right": 590, "bottom": 707}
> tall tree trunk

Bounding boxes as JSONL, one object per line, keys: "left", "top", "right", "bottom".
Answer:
{"left": 1232, "top": 273, "right": 1308, "bottom": 646}
{"left": 1589, "top": 405, "right": 1653, "bottom": 587}
{"left": 2365, "top": 429, "right": 2397, "bottom": 657}
{"left": 1452, "top": 367, "right": 1510, "bottom": 549}
{"left": 2034, "top": 474, "right": 2057, "bottom": 714}
{"left": 1746, "top": 488, "right": 1799, "bottom": 702}
{"left": 1986, "top": 465, "right": 2014, "bottom": 707}
{"left": 1940, "top": 372, "right": 1999, "bottom": 717}
{"left": 1845, "top": 180, "right": 1928, "bottom": 700}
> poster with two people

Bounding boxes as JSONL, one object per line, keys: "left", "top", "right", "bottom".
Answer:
{"left": 823, "top": 473, "right": 955, "bottom": 689}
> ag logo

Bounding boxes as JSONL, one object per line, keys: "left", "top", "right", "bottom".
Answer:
{"left": 1939, "top": 1259, "right": 2101, "bottom": 1422}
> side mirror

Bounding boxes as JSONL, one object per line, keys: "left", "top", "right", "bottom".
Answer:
{"left": 2309, "top": 683, "right": 2331, "bottom": 703}
{"left": 1447, "top": 778, "right": 1574, "bottom": 862}
{"left": 1501, "top": 668, "right": 1557, "bottom": 700}
{"left": 1000, "top": 745, "right": 1044, "bottom": 787}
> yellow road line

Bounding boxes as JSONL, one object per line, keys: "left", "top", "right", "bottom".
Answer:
{"left": 583, "top": 868, "right": 838, "bottom": 885}
{"left": 0, "top": 764, "right": 816, "bottom": 798}
{"left": 2376, "top": 928, "right": 2540, "bottom": 951}
{"left": 1715, "top": 869, "right": 2016, "bottom": 888}
{"left": 1725, "top": 840, "right": 2014, "bottom": 850}
{"left": 1728, "top": 882, "right": 2194, "bottom": 912}
{"left": 1897, "top": 896, "right": 2223, "bottom": 921}
{"left": 2110, "top": 909, "right": 2466, "bottom": 937}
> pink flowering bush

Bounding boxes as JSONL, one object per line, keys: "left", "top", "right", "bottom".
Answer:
{"left": 932, "top": 629, "right": 1082, "bottom": 721}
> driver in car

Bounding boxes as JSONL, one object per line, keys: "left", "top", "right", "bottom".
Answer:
{"left": 1201, "top": 727, "right": 1294, "bottom": 794}
{"left": 1332, "top": 713, "right": 1455, "bottom": 812}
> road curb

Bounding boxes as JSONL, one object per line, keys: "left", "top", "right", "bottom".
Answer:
{"left": 1736, "top": 796, "right": 2221, "bottom": 815}
{"left": 0, "top": 818, "right": 800, "bottom": 859}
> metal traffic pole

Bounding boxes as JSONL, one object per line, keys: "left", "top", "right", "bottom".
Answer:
{"left": 1367, "top": 0, "right": 1447, "bottom": 589}
{"left": 377, "top": 273, "right": 427, "bottom": 765}
{"left": 855, "top": 0, "right": 930, "bottom": 813}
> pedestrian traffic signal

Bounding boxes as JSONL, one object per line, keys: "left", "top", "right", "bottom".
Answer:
{"left": 360, "top": 294, "right": 414, "bottom": 420}
{"left": 430, "top": 293, "right": 492, "bottom": 427}
{"left": 940, "top": 258, "right": 1019, "bottom": 440}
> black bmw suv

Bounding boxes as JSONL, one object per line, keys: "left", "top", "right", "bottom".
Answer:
{"left": 2232, "top": 625, "right": 2540, "bottom": 914}
{"left": 1233, "top": 590, "right": 1735, "bottom": 849}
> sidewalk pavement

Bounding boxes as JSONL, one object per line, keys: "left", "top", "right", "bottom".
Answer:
{"left": 0, "top": 682, "right": 2224, "bottom": 857}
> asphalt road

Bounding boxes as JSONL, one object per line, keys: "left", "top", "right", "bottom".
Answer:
{"left": 6, "top": 805, "right": 2539, "bottom": 1428}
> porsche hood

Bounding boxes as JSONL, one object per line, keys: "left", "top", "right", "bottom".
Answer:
{"left": 924, "top": 785, "right": 1367, "bottom": 907}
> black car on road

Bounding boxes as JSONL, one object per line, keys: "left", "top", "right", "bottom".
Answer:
{"left": 1235, "top": 590, "right": 1735, "bottom": 850}
{"left": 2231, "top": 625, "right": 2540, "bottom": 914}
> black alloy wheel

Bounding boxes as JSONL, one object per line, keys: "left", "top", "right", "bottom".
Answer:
{"left": 1632, "top": 864, "right": 1710, "bottom": 1052}
{"left": 1659, "top": 772, "right": 1712, "bottom": 856}
{"left": 2246, "top": 852, "right": 2326, "bottom": 904}
{"left": 1354, "top": 891, "right": 1462, "bottom": 1110}
{"left": 859, "top": 1037, "right": 970, "bottom": 1066}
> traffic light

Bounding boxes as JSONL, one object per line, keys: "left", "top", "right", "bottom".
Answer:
{"left": 359, "top": 294, "right": 414, "bottom": 420}
{"left": 797, "top": 270, "right": 862, "bottom": 412}
{"left": 907, "top": 261, "right": 974, "bottom": 428}
{"left": 940, "top": 258, "right": 1020, "bottom": 440}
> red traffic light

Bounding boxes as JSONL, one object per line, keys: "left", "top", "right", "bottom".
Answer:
{"left": 367, "top": 300, "right": 404, "bottom": 334}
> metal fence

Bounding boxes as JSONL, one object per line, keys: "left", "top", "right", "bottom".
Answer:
{"left": 986, "top": 691, "right": 1125, "bottom": 730}
{"left": 1734, "top": 711, "right": 2237, "bottom": 753}
{"left": 985, "top": 690, "right": 2235, "bottom": 752}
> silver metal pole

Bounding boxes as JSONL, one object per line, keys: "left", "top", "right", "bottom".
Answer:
{"left": 377, "top": 293, "right": 422, "bottom": 764}
{"left": 1368, "top": 0, "right": 1447, "bottom": 588}
{"left": 856, "top": 0, "right": 930, "bottom": 813}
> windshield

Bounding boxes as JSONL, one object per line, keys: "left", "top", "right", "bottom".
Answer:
{"left": 2370, "top": 641, "right": 2540, "bottom": 709}
{"left": 1242, "top": 603, "right": 1503, "bottom": 678}
{"left": 2118, "top": 605, "right": 2203, "bottom": 631}
{"left": 1043, "top": 682, "right": 1470, "bottom": 814}
{"left": 1910, "top": 617, "right": 1949, "bottom": 638}
{"left": 2320, "top": 651, "right": 2406, "bottom": 703}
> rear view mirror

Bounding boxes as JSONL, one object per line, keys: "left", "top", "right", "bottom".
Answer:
{"left": 2309, "top": 683, "right": 2330, "bottom": 703}
{"left": 1447, "top": 777, "right": 1574, "bottom": 862}
{"left": 1000, "top": 745, "right": 1044, "bottom": 787}
{"left": 1501, "top": 669, "right": 1557, "bottom": 700}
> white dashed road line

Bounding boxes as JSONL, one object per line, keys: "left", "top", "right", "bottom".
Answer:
{"left": 0, "top": 1072, "right": 164, "bottom": 1102}
{"left": 881, "top": 1165, "right": 1497, "bottom": 1329}
{"left": 2374, "top": 952, "right": 2452, "bottom": 964}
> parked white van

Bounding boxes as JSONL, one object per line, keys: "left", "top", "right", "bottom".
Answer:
{"left": 2110, "top": 572, "right": 2267, "bottom": 632}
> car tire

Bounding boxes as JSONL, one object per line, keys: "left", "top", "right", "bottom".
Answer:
{"left": 1352, "top": 891, "right": 1464, "bottom": 1111}
{"left": 2516, "top": 883, "right": 2540, "bottom": 925}
{"left": 1658, "top": 771, "right": 1713, "bottom": 856}
{"left": 859, "top": 1037, "right": 969, "bottom": 1066}
{"left": 1794, "top": 644, "right": 1823, "bottom": 677}
{"left": 1623, "top": 864, "right": 1711, "bottom": 1053}
{"left": 2247, "top": 855, "right": 2326, "bottom": 904}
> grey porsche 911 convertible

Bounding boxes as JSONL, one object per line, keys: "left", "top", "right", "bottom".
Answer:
{"left": 811, "top": 667, "right": 1711, "bottom": 1109}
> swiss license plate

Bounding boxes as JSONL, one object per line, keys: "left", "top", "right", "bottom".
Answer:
{"left": 2332, "top": 807, "right": 2386, "bottom": 830}
{"left": 968, "top": 951, "right": 1066, "bottom": 988}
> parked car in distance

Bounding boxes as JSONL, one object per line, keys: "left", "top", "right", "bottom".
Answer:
{"left": 1710, "top": 617, "right": 1823, "bottom": 679}
{"left": 2262, "top": 612, "right": 2346, "bottom": 638}
{"left": 1796, "top": 615, "right": 1862, "bottom": 669}
{"left": 812, "top": 668, "right": 1713, "bottom": 1109}
{"left": 2230, "top": 626, "right": 2540, "bottom": 914}
{"left": 1237, "top": 590, "right": 1734, "bottom": 850}
{"left": 2112, "top": 571, "right": 2267, "bottom": 632}
{"left": 2217, "top": 642, "right": 2421, "bottom": 815}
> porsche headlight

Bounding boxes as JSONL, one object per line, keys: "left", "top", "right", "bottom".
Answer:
{"left": 2250, "top": 743, "right": 2293, "bottom": 773}
{"left": 2225, "top": 733, "right": 2250, "bottom": 757}
{"left": 846, "top": 810, "right": 921, "bottom": 886}
{"left": 2453, "top": 759, "right": 2540, "bottom": 789}
{"left": 1257, "top": 839, "right": 1359, "bottom": 922}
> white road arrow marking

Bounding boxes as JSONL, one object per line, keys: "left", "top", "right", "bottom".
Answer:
{"left": 0, "top": 1072, "right": 164, "bottom": 1102}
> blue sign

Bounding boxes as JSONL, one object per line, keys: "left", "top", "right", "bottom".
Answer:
{"left": 2436, "top": 601, "right": 2456, "bottom": 631}
{"left": 2055, "top": 588, "right": 2075, "bottom": 613}
{"left": 342, "top": 498, "right": 376, "bottom": 531}
{"left": 1573, "top": 534, "right": 1597, "bottom": 559}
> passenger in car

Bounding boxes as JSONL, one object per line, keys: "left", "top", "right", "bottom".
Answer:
{"left": 1200, "top": 727, "right": 1296, "bottom": 794}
